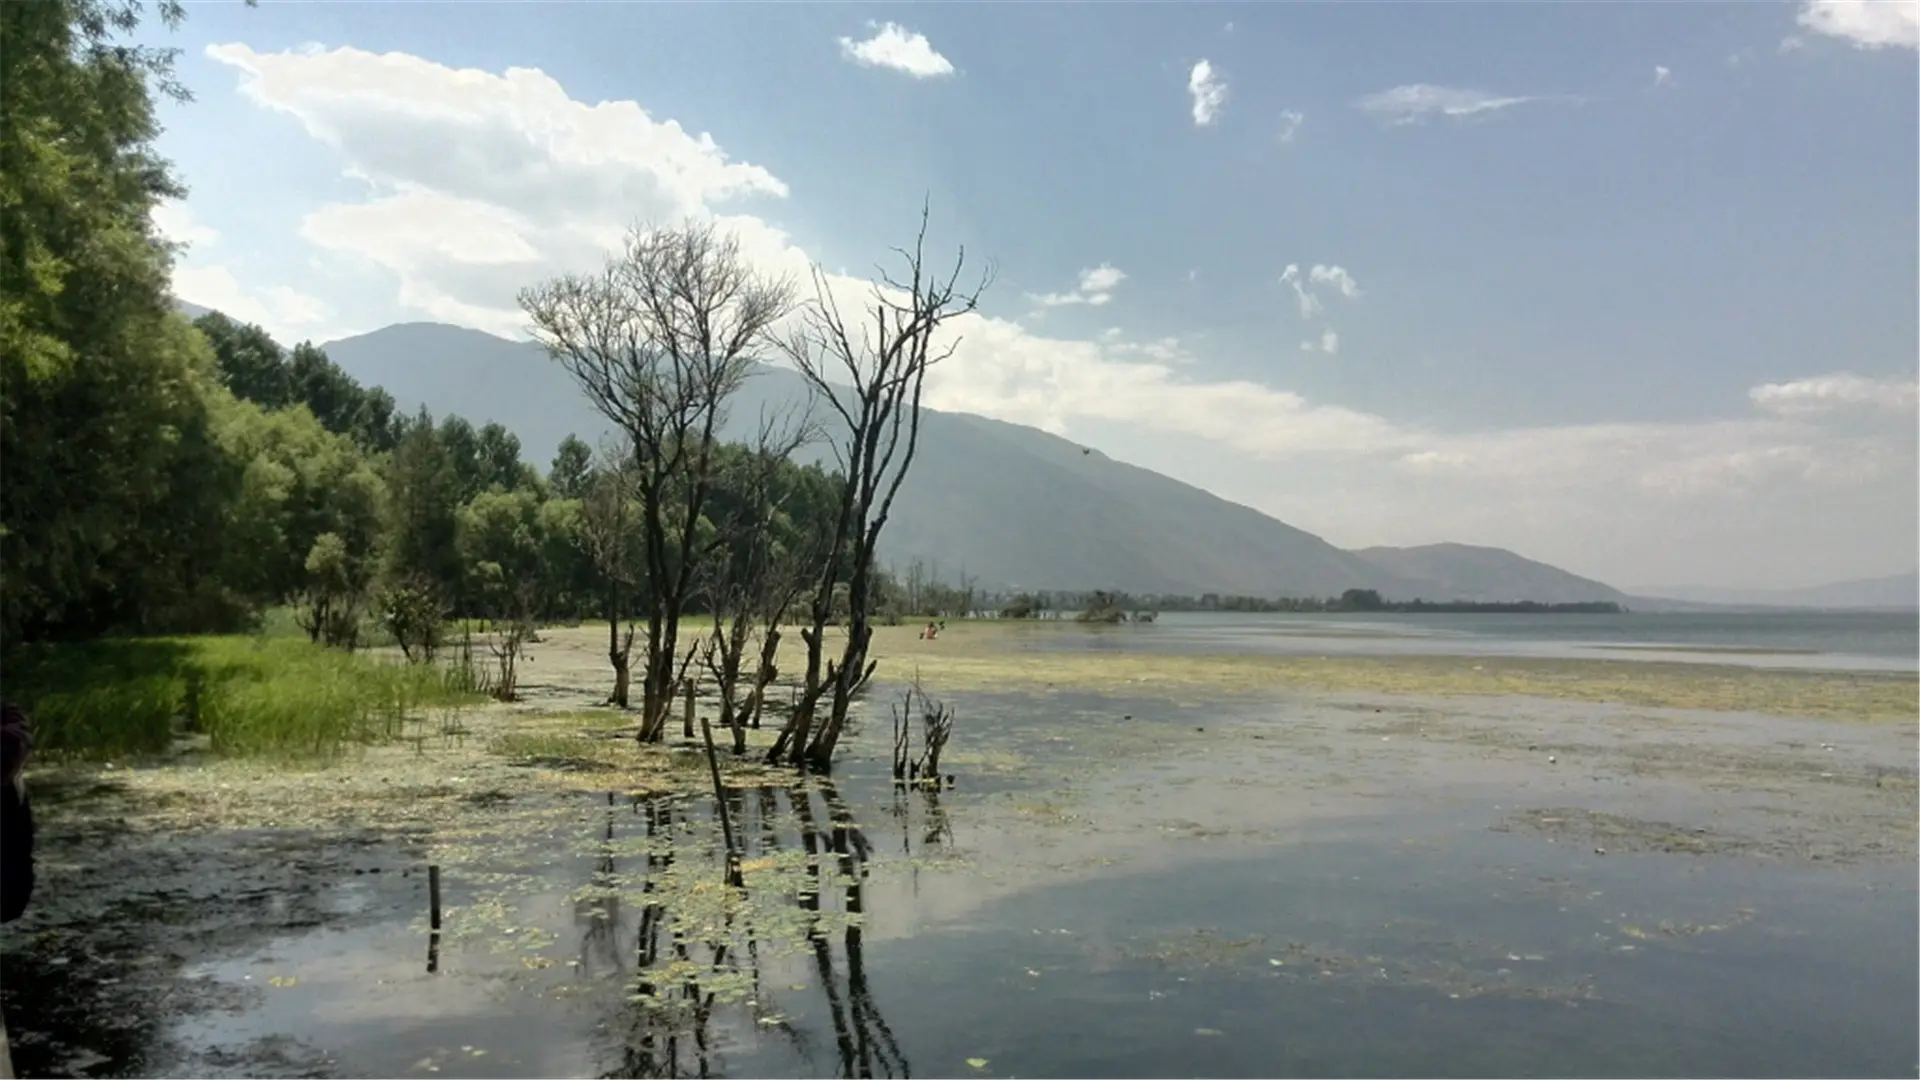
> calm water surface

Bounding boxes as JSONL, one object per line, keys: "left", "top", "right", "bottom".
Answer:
{"left": 102, "top": 691, "right": 1911, "bottom": 1079}
{"left": 1017, "top": 610, "right": 1919, "bottom": 672}
{"left": 11, "top": 680, "right": 1915, "bottom": 1078}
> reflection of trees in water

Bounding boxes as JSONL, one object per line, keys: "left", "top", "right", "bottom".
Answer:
{"left": 596, "top": 780, "right": 911, "bottom": 1079}
{"left": 576, "top": 791, "right": 625, "bottom": 980}
{"left": 890, "top": 783, "right": 951, "bottom": 900}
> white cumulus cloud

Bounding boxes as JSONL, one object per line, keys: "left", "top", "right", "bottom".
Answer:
{"left": 1188, "top": 60, "right": 1227, "bottom": 126}
{"left": 1029, "top": 264, "right": 1127, "bottom": 308}
{"left": 197, "top": 41, "right": 1917, "bottom": 589}
{"left": 149, "top": 199, "right": 331, "bottom": 340}
{"left": 1796, "top": 0, "right": 1920, "bottom": 49}
{"left": 152, "top": 198, "right": 219, "bottom": 250}
{"left": 838, "top": 22, "right": 956, "bottom": 77}
{"left": 1749, "top": 373, "right": 1919, "bottom": 416}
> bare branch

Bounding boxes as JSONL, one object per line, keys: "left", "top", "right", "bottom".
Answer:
{"left": 522, "top": 220, "right": 794, "bottom": 741}
{"left": 762, "top": 205, "right": 991, "bottom": 769}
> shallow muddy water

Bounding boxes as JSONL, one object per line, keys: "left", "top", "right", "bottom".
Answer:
{"left": 1031, "top": 610, "right": 1919, "bottom": 673}
{"left": 5, "top": 677, "right": 1916, "bottom": 1078}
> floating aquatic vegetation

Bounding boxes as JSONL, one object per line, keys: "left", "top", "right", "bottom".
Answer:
{"left": 841, "top": 623, "right": 1917, "bottom": 724}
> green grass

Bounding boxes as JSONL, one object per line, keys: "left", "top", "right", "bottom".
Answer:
{"left": 4, "top": 635, "right": 483, "bottom": 761}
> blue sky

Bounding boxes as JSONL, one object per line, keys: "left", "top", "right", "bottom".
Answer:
{"left": 146, "top": 1, "right": 1918, "bottom": 590}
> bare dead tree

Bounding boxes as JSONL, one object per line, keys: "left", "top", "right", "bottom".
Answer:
{"left": 765, "top": 205, "right": 992, "bottom": 770}
{"left": 698, "top": 408, "right": 815, "bottom": 753}
{"left": 577, "top": 444, "right": 643, "bottom": 708}
{"left": 889, "top": 680, "right": 955, "bottom": 786}
{"left": 483, "top": 579, "right": 540, "bottom": 702}
{"left": 522, "top": 221, "right": 793, "bottom": 742}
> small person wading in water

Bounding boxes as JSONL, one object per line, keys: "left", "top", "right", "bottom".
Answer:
{"left": 1, "top": 702, "right": 35, "bottom": 1080}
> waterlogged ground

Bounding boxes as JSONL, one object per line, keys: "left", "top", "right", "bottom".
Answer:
{"left": 4, "top": 623, "right": 1916, "bottom": 1078}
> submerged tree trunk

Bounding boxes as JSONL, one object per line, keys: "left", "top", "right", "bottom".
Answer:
{"left": 768, "top": 205, "right": 988, "bottom": 772}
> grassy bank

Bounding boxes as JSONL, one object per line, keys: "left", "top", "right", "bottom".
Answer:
{"left": 4, "top": 635, "right": 481, "bottom": 760}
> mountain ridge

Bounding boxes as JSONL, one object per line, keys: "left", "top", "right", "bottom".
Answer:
{"left": 1632, "top": 572, "right": 1918, "bottom": 612}
{"left": 188, "top": 313, "right": 1629, "bottom": 602}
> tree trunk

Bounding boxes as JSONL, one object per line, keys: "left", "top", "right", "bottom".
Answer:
{"left": 745, "top": 627, "right": 780, "bottom": 730}
{"left": 610, "top": 648, "right": 631, "bottom": 710}
{"left": 607, "top": 583, "right": 631, "bottom": 709}
{"left": 807, "top": 612, "right": 875, "bottom": 768}
{"left": 639, "top": 609, "right": 673, "bottom": 742}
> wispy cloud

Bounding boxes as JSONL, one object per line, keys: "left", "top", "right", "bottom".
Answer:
{"left": 1282, "top": 264, "right": 1359, "bottom": 357}
{"left": 1280, "top": 263, "right": 1361, "bottom": 318}
{"left": 1188, "top": 60, "right": 1227, "bottom": 126}
{"left": 1308, "top": 265, "right": 1360, "bottom": 299}
{"left": 1029, "top": 264, "right": 1128, "bottom": 308}
{"left": 1796, "top": 0, "right": 1920, "bottom": 50}
{"left": 1355, "top": 83, "right": 1541, "bottom": 125}
{"left": 1298, "top": 329, "right": 1340, "bottom": 356}
{"left": 1277, "top": 109, "right": 1305, "bottom": 144}
{"left": 1651, "top": 65, "right": 1673, "bottom": 88}
{"left": 838, "top": 22, "right": 955, "bottom": 78}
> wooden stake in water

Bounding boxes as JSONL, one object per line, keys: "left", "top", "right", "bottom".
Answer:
{"left": 428, "top": 864, "right": 442, "bottom": 930}
{"left": 699, "top": 716, "right": 743, "bottom": 888}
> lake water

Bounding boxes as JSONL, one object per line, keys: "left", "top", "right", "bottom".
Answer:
{"left": 8, "top": 639, "right": 1916, "bottom": 1079}
{"left": 1014, "top": 610, "right": 1919, "bottom": 673}
{"left": 14, "top": 681, "right": 1911, "bottom": 1080}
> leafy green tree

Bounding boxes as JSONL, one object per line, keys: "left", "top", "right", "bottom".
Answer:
{"left": 299, "top": 531, "right": 365, "bottom": 648}
{"left": 381, "top": 408, "right": 462, "bottom": 653}
{"left": 349, "top": 385, "right": 402, "bottom": 454}
{"left": 549, "top": 434, "right": 595, "bottom": 499}
{"left": 0, "top": 0, "right": 225, "bottom": 641}
{"left": 535, "top": 496, "right": 595, "bottom": 621}
{"left": 476, "top": 421, "right": 533, "bottom": 493}
{"left": 196, "top": 312, "right": 293, "bottom": 409}
{"left": 218, "top": 399, "right": 386, "bottom": 607}
{"left": 436, "top": 414, "right": 485, "bottom": 503}
{"left": 457, "top": 487, "right": 547, "bottom": 616}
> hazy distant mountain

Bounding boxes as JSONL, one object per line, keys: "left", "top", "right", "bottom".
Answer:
{"left": 1352, "top": 543, "right": 1631, "bottom": 605}
{"left": 319, "top": 323, "right": 1435, "bottom": 597}
{"left": 323, "top": 323, "right": 611, "bottom": 457}
{"left": 1639, "top": 573, "right": 1918, "bottom": 612}
{"left": 174, "top": 299, "right": 215, "bottom": 321}
{"left": 305, "top": 320, "right": 1639, "bottom": 601}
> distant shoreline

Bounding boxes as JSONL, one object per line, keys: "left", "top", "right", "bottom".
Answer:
{"left": 1135, "top": 596, "right": 1626, "bottom": 616}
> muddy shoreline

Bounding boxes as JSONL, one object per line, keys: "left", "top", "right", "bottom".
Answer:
{"left": 4, "top": 623, "right": 1915, "bottom": 1078}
